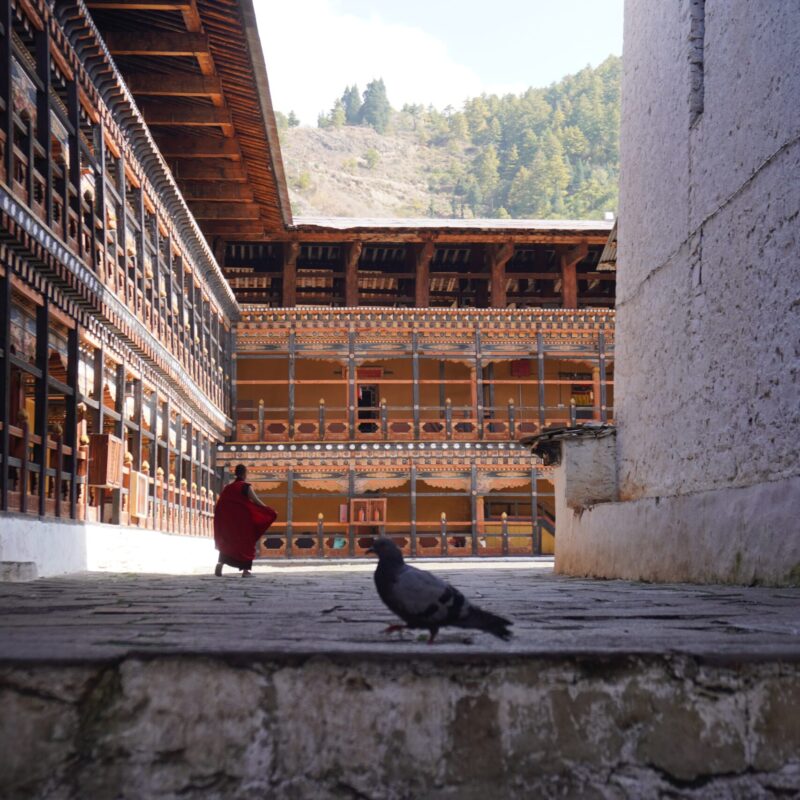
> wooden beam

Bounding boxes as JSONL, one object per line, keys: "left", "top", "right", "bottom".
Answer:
{"left": 169, "top": 161, "right": 247, "bottom": 181}
{"left": 86, "top": 0, "right": 191, "bottom": 9}
{"left": 344, "top": 241, "right": 362, "bottom": 307}
{"left": 181, "top": 182, "right": 254, "bottom": 201}
{"left": 412, "top": 241, "right": 434, "bottom": 307}
{"left": 140, "top": 102, "right": 232, "bottom": 129}
{"left": 283, "top": 242, "right": 300, "bottom": 307}
{"left": 278, "top": 231, "right": 610, "bottom": 246}
{"left": 197, "top": 222, "right": 266, "bottom": 236}
{"left": 156, "top": 135, "right": 241, "bottom": 159}
{"left": 488, "top": 242, "right": 514, "bottom": 308}
{"left": 103, "top": 32, "right": 209, "bottom": 57}
{"left": 189, "top": 202, "right": 260, "bottom": 220}
{"left": 124, "top": 73, "right": 223, "bottom": 98}
{"left": 560, "top": 242, "right": 588, "bottom": 309}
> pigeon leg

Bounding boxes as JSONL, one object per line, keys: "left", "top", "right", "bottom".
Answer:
{"left": 427, "top": 628, "right": 439, "bottom": 645}
{"left": 383, "top": 624, "right": 407, "bottom": 634}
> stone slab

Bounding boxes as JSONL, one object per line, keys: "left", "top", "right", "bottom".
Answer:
{"left": 1, "top": 562, "right": 799, "bottom": 662}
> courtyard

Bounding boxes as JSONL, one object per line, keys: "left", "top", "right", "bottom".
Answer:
{"left": 2, "top": 561, "right": 800, "bottom": 659}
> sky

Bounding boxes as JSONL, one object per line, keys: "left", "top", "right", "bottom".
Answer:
{"left": 253, "top": 0, "right": 624, "bottom": 126}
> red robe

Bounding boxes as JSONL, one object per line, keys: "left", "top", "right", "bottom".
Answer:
{"left": 214, "top": 479, "right": 277, "bottom": 564}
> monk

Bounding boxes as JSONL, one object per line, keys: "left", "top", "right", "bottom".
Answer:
{"left": 214, "top": 464, "right": 277, "bottom": 577}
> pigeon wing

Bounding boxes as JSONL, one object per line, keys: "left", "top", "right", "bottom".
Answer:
{"left": 387, "top": 565, "right": 466, "bottom": 628}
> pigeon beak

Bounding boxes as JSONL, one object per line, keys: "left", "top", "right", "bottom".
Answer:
{"left": 366, "top": 546, "right": 375, "bottom": 555}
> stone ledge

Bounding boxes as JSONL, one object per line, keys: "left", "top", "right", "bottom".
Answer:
{"left": 555, "top": 472, "right": 800, "bottom": 585}
{"left": 1, "top": 654, "right": 798, "bottom": 799}
{"left": 0, "top": 561, "right": 37, "bottom": 582}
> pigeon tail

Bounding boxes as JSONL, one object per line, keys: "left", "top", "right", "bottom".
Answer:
{"left": 457, "top": 606, "right": 513, "bottom": 640}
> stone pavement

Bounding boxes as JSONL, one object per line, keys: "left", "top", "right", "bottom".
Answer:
{"left": 1, "top": 559, "right": 799, "bottom": 662}
{"left": 2, "top": 562, "right": 800, "bottom": 799}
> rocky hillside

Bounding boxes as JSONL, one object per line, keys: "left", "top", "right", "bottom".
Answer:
{"left": 279, "top": 125, "right": 464, "bottom": 218}
{"left": 277, "top": 55, "right": 621, "bottom": 220}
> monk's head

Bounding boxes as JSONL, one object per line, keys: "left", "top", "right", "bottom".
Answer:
{"left": 234, "top": 464, "right": 247, "bottom": 481}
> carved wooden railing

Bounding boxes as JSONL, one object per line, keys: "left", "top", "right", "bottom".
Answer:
{"left": 255, "top": 514, "right": 543, "bottom": 559}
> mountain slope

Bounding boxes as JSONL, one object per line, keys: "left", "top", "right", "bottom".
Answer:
{"left": 278, "top": 55, "right": 620, "bottom": 220}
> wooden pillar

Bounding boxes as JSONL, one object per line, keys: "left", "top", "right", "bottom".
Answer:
{"left": 174, "top": 412, "right": 183, "bottom": 500}
{"left": 347, "top": 465, "right": 355, "bottom": 557}
{"left": 35, "top": 22, "right": 53, "bottom": 224}
{"left": 411, "top": 329, "right": 420, "bottom": 440}
{"left": 228, "top": 328, "right": 236, "bottom": 425}
{"left": 285, "top": 468, "right": 293, "bottom": 557}
{"left": 111, "top": 362, "right": 125, "bottom": 524}
{"left": 486, "top": 363, "right": 495, "bottom": 419}
{"left": 132, "top": 378, "right": 143, "bottom": 468}
{"left": 34, "top": 300, "right": 50, "bottom": 516}
{"left": 67, "top": 75, "right": 82, "bottom": 259}
{"left": 92, "top": 346, "right": 105, "bottom": 434}
{"left": 536, "top": 328, "right": 546, "bottom": 428}
{"left": 95, "top": 122, "right": 108, "bottom": 277}
{"left": 175, "top": 254, "right": 185, "bottom": 353}
{"left": 344, "top": 241, "right": 362, "bottom": 307}
{"left": 0, "top": 270, "right": 11, "bottom": 510}
{"left": 530, "top": 465, "right": 541, "bottom": 555}
{"left": 559, "top": 242, "right": 588, "bottom": 309}
{"left": 412, "top": 241, "right": 434, "bottom": 308}
{"left": 489, "top": 243, "right": 514, "bottom": 308}
{"left": 592, "top": 367, "right": 602, "bottom": 421}
{"left": 599, "top": 326, "right": 608, "bottom": 422}
{"left": 475, "top": 327, "right": 484, "bottom": 437}
{"left": 159, "top": 399, "right": 170, "bottom": 478}
{"left": 470, "top": 463, "right": 479, "bottom": 555}
{"left": 469, "top": 367, "right": 478, "bottom": 421}
{"left": 409, "top": 463, "right": 417, "bottom": 557}
{"left": 282, "top": 241, "right": 299, "bottom": 307}
{"left": 148, "top": 388, "right": 159, "bottom": 520}
{"left": 65, "top": 326, "right": 79, "bottom": 518}
{"left": 347, "top": 327, "right": 356, "bottom": 439}
{"left": 1, "top": 0, "right": 13, "bottom": 182}
{"left": 288, "top": 328, "right": 296, "bottom": 438}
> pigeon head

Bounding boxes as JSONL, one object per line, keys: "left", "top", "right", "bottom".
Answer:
{"left": 367, "top": 537, "right": 404, "bottom": 564}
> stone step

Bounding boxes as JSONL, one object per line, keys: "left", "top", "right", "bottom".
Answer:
{"left": 1, "top": 566, "right": 799, "bottom": 797}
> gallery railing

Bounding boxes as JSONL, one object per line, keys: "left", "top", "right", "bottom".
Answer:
{"left": 234, "top": 401, "right": 614, "bottom": 443}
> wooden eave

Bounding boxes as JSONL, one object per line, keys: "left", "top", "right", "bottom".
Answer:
{"left": 86, "top": 0, "right": 293, "bottom": 246}
{"left": 57, "top": 0, "right": 239, "bottom": 319}
{"left": 258, "top": 218, "right": 615, "bottom": 246}
{"left": 597, "top": 220, "right": 617, "bottom": 271}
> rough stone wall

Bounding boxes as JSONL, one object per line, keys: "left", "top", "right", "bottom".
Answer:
{"left": 1, "top": 655, "right": 799, "bottom": 799}
{"left": 615, "top": 0, "right": 800, "bottom": 501}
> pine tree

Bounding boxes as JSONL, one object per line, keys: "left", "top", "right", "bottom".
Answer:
{"left": 474, "top": 144, "right": 500, "bottom": 213}
{"left": 330, "top": 99, "right": 346, "bottom": 129}
{"left": 342, "top": 85, "right": 361, "bottom": 124}
{"left": 287, "top": 110, "right": 300, "bottom": 128}
{"left": 359, "top": 79, "right": 392, "bottom": 133}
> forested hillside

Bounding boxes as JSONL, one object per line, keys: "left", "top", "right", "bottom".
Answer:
{"left": 277, "top": 56, "right": 620, "bottom": 220}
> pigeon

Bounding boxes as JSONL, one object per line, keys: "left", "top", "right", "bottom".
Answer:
{"left": 367, "top": 537, "right": 512, "bottom": 644}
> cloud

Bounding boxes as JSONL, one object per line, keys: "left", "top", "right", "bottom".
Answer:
{"left": 253, "top": 0, "right": 525, "bottom": 125}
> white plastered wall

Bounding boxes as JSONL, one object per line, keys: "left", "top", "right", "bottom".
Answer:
{"left": 556, "top": 0, "right": 800, "bottom": 584}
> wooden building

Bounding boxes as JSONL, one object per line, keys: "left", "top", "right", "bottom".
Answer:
{"left": 0, "top": 0, "right": 254, "bottom": 533}
{"left": 0, "top": 0, "right": 616, "bottom": 560}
